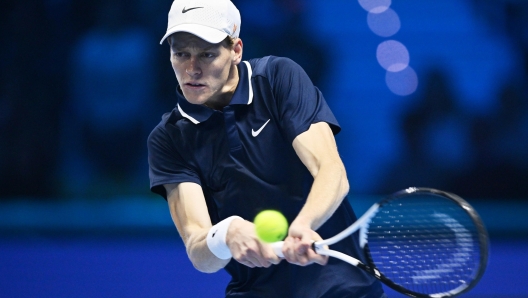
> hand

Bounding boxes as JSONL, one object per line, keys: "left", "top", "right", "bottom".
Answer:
{"left": 226, "top": 218, "right": 282, "bottom": 268}
{"left": 281, "top": 221, "right": 328, "bottom": 266}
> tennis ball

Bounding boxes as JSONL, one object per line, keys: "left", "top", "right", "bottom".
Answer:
{"left": 254, "top": 210, "right": 289, "bottom": 243}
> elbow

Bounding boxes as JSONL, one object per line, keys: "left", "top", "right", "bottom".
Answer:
{"left": 191, "top": 260, "right": 221, "bottom": 274}
{"left": 186, "top": 242, "right": 225, "bottom": 274}
{"left": 341, "top": 176, "right": 350, "bottom": 198}
{"left": 188, "top": 252, "right": 221, "bottom": 273}
{"left": 339, "top": 163, "right": 350, "bottom": 199}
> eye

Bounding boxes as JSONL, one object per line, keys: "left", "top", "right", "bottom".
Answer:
{"left": 202, "top": 52, "right": 216, "bottom": 59}
{"left": 172, "top": 51, "right": 189, "bottom": 58}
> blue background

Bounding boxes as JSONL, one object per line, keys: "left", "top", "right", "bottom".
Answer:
{"left": 1, "top": 0, "right": 527, "bottom": 297}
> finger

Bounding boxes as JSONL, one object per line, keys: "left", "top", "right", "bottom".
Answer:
{"left": 253, "top": 255, "right": 277, "bottom": 268}
{"left": 294, "top": 253, "right": 311, "bottom": 266}
{"left": 305, "top": 247, "right": 328, "bottom": 266}
{"left": 247, "top": 246, "right": 279, "bottom": 268}
{"left": 285, "top": 239, "right": 315, "bottom": 266}
{"left": 252, "top": 253, "right": 272, "bottom": 267}
{"left": 282, "top": 237, "right": 298, "bottom": 263}
{"left": 265, "top": 252, "right": 282, "bottom": 265}
{"left": 244, "top": 255, "right": 265, "bottom": 267}
{"left": 302, "top": 238, "right": 327, "bottom": 265}
{"left": 288, "top": 238, "right": 313, "bottom": 266}
{"left": 290, "top": 231, "right": 312, "bottom": 258}
{"left": 239, "top": 260, "right": 256, "bottom": 268}
{"left": 261, "top": 243, "right": 282, "bottom": 265}
{"left": 234, "top": 248, "right": 266, "bottom": 268}
{"left": 291, "top": 235, "right": 310, "bottom": 256}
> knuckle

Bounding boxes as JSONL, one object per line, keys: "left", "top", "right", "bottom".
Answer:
{"left": 298, "top": 260, "right": 310, "bottom": 266}
{"left": 231, "top": 251, "right": 242, "bottom": 260}
{"left": 241, "top": 245, "right": 258, "bottom": 256}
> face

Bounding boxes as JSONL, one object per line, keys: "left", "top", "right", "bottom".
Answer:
{"left": 169, "top": 32, "right": 243, "bottom": 109}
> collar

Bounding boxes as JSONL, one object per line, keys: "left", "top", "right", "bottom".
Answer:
{"left": 177, "top": 61, "right": 254, "bottom": 124}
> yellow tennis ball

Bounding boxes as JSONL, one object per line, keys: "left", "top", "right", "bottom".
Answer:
{"left": 254, "top": 210, "right": 289, "bottom": 243}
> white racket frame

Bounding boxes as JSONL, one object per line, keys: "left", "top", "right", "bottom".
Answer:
{"left": 271, "top": 203, "right": 380, "bottom": 266}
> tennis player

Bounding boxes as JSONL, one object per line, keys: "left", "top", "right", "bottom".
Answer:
{"left": 148, "top": 0, "right": 386, "bottom": 297}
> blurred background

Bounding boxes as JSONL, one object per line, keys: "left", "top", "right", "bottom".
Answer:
{"left": 0, "top": 0, "right": 527, "bottom": 297}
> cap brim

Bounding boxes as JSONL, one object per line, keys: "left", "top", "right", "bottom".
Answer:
{"left": 160, "top": 24, "right": 229, "bottom": 45}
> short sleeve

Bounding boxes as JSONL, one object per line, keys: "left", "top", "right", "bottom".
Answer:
{"left": 147, "top": 122, "right": 201, "bottom": 199}
{"left": 267, "top": 57, "right": 340, "bottom": 143}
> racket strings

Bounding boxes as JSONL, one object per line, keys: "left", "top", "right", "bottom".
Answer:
{"left": 366, "top": 197, "right": 482, "bottom": 295}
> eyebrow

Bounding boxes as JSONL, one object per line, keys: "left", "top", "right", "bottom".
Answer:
{"left": 171, "top": 42, "right": 217, "bottom": 52}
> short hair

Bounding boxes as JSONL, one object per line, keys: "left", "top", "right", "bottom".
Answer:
{"left": 223, "top": 35, "right": 235, "bottom": 47}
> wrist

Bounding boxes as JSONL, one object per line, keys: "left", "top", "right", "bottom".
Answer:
{"left": 291, "top": 215, "right": 315, "bottom": 230}
{"left": 206, "top": 216, "right": 243, "bottom": 259}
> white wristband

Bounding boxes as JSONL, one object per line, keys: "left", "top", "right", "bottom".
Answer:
{"left": 206, "top": 216, "right": 243, "bottom": 260}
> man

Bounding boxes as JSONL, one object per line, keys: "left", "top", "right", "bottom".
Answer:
{"left": 148, "top": 0, "right": 386, "bottom": 297}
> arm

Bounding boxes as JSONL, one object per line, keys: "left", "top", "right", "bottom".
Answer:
{"left": 281, "top": 122, "right": 350, "bottom": 265}
{"left": 165, "top": 182, "right": 229, "bottom": 273}
{"left": 165, "top": 182, "right": 281, "bottom": 272}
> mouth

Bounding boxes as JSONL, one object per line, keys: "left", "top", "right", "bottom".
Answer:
{"left": 185, "top": 82, "right": 205, "bottom": 89}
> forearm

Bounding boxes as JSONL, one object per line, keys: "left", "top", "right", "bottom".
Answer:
{"left": 183, "top": 227, "right": 230, "bottom": 273}
{"left": 291, "top": 122, "right": 350, "bottom": 231}
{"left": 165, "top": 182, "right": 230, "bottom": 273}
{"left": 294, "top": 160, "right": 349, "bottom": 230}
{"left": 281, "top": 147, "right": 347, "bottom": 267}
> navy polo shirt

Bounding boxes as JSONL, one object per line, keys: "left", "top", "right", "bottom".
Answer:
{"left": 148, "top": 56, "right": 384, "bottom": 297}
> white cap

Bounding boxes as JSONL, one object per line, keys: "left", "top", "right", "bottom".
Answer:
{"left": 160, "top": 0, "right": 241, "bottom": 45}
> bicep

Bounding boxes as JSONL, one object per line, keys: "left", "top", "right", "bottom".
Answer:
{"left": 292, "top": 122, "right": 343, "bottom": 177}
{"left": 164, "top": 182, "right": 213, "bottom": 244}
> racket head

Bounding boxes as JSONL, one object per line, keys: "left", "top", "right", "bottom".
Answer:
{"left": 363, "top": 187, "right": 489, "bottom": 298}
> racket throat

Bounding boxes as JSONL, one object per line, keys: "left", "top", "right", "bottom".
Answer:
{"left": 356, "top": 262, "right": 381, "bottom": 278}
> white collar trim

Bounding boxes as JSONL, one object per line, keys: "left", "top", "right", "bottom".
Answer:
{"left": 243, "top": 61, "right": 253, "bottom": 105}
{"left": 177, "top": 103, "right": 200, "bottom": 124}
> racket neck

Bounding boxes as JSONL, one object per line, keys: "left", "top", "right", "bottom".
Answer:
{"left": 317, "top": 203, "right": 380, "bottom": 248}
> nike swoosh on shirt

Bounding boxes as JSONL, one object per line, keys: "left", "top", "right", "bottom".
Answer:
{"left": 251, "top": 119, "right": 271, "bottom": 137}
{"left": 182, "top": 6, "right": 203, "bottom": 13}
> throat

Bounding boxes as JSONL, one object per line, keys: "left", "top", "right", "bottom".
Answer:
{"left": 203, "top": 95, "right": 231, "bottom": 111}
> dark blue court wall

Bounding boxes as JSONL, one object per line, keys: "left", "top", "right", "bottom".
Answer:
{"left": 1, "top": 0, "right": 527, "bottom": 200}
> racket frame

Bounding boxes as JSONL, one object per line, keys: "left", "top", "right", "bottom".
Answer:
{"left": 317, "top": 187, "right": 489, "bottom": 298}
{"left": 274, "top": 187, "right": 489, "bottom": 298}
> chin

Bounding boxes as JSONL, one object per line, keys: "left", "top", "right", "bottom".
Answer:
{"left": 182, "top": 93, "right": 208, "bottom": 106}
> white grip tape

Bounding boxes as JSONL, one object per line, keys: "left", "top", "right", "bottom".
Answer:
{"left": 271, "top": 241, "right": 284, "bottom": 258}
{"left": 206, "top": 216, "right": 243, "bottom": 260}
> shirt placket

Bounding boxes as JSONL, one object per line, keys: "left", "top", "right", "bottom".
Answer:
{"left": 223, "top": 106, "right": 243, "bottom": 154}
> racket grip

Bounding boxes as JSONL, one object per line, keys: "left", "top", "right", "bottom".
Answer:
{"left": 271, "top": 241, "right": 284, "bottom": 258}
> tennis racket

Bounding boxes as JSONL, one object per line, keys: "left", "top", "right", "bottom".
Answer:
{"left": 272, "top": 187, "right": 489, "bottom": 298}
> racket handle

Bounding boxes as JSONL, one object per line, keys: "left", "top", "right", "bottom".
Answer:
{"left": 271, "top": 241, "right": 284, "bottom": 258}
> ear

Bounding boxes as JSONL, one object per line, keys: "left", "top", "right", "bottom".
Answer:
{"left": 232, "top": 38, "right": 243, "bottom": 65}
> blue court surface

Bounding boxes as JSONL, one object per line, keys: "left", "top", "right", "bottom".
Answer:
{"left": 0, "top": 197, "right": 527, "bottom": 298}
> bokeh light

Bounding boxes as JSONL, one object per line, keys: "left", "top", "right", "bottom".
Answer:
{"left": 358, "top": 1, "right": 417, "bottom": 96}
{"left": 358, "top": 0, "right": 391, "bottom": 13}
{"left": 385, "top": 66, "right": 419, "bottom": 96}
{"left": 376, "top": 40, "right": 409, "bottom": 72}
{"left": 367, "top": 8, "right": 400, "bottom": 37}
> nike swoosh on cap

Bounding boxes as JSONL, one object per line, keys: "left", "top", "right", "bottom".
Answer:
{"left": 182, "top": 6, "right": 203, "bottom": 13}
{"left": 252, "top": 119, "right": 271, "bottom": 137}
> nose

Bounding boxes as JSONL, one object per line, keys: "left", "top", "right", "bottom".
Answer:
{"left": 185, "top": 57, "right": 201, "bottom": 76}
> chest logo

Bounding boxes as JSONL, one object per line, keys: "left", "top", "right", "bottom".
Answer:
{"left": 251, "top": 119, "right": 271, "bottom": 137}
